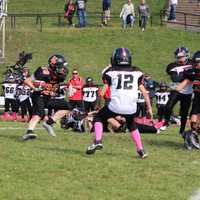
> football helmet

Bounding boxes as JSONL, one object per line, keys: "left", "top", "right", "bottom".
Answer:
{"left": 159, "top": 81, "right": 167, "bottom": 91}
{"left": 174, "top": 47, "right": 189, "bottom": 64}
{"left": 192, "top": 50, "right": 200, "bottom": 64}
{"left": 86, "top": 77, "right": 93, "bottom": 85}
{"left": 183, "top": 130, "right": 200, "bottom": 150}
{"left": 48, "top": 54, "right": 68, "bottom": 81}
{"left": 48, "top": 54, "right": 68, "bottom": 71}
{"left": 111, "top": 48, "right": 132, "bottom": 67}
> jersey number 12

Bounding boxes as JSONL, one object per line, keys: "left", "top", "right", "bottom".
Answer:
{"left": 116, "top": 74, "right": 134, "bottom": 90}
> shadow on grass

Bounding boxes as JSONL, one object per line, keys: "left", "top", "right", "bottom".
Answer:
{"left": 38, "top": 146, "right": 121, "bottom": 157}
{"left": 0, "top": 133, "right": 22, "bottom": 142}
{"left": 38, "top": 146, "right": 84, "bottom": 156}
{"left": 146, "top": 138, "right": 183, "bottom": 149}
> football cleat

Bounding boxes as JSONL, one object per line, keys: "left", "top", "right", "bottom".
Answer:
{"left": 86, "top": 141, "right": 103, "bottom": 155}
{"left": 160, "top": 125, "right": 167, "bottom": 131}
{"left": 22, "top": 133, "right": 37, "bottom": 141}
{"left": 43, "top": 122, "right": 56, "bottom": 137}
{"left": 137, "top": 149, "right": 148, "bottom": 159}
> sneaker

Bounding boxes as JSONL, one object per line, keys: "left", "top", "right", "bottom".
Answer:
{"left": 22, "top": 133, "right": 37, "bottom": 141}
{"left": 86, "top": 141, "right": 103, "bottom": 155}
{"left": 160, "top": 125, "right": 167, "bottom": 131}
{"left": 43, "top": 121, "right": 56, "bottom": 137}
{"left": 137, "top": 149, "right": 148, "bottom": 159}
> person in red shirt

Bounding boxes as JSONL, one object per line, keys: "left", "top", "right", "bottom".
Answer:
{"left": 67, "top": 69, "right": 84, "bottom": 110}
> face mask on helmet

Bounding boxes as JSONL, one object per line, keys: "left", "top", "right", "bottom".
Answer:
{"left": 48, "top": 54, "right": 68, "bottom": 71}
{"left": 55, "top": 66, "right": 68, "bottom": 81}
{"left": 160, "top": 82, "right": 167, "bottom": 91}
{"left": 174, "top": 47, "right": 189, "bottom": 64}
{"left": 111, "top": 48, "right": 132, "bottom": 67}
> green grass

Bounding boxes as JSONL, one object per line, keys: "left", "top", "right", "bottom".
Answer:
{"left": 0, "top": 121, "right": 199, "bottom": 200}
{"left": 1, "top": 1, "right": 200, "bottom": 199}
{"left": 2, "top": 26, "right": 200, "bottom": 82}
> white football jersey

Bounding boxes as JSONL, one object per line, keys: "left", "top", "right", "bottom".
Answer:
{"left": 2, "top": 83, "right": 18, "bottom": 99}
{"left": 155, "top": 91, "right": 170, "bottom": 105}
{"left": 104, "top": 67, "right": 143, "bottom": 114}
{"left": 137, "top": 90, "right": 149, "bottom": 103}
{"left": 17, "top": 85, "right": 32, "bottom": 102}
{"left": 83, "top": 86, "right": 99, "bottom": 102}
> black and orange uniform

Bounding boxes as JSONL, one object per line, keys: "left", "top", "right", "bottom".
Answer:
{"left": 31, "top": 65, "right": 70, "bottom": 118}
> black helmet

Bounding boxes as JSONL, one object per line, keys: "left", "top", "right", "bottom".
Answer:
{"left": 86, "top": 77, "right": 93, "bottom": 85}
{"left": 160, "top": 81, "right": 167, "bottom": 90}
{"left": 111, "top": 48, "right": 132, "bottom": 67}
{"left": 48, "top": 54, "right": 68, "bottom": 71}
{"left": 48, "top": 54, "right": 68, "bottom": 81}
{"left": 192, "top": 50, "right": 200, "bottom": 64}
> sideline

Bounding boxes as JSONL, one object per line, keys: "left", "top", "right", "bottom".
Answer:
{"left": 0, "top": 127, "right": 43, "bottom": 130}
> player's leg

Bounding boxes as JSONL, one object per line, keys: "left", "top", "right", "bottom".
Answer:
{"left": 43, "top": 99, "right": 71, "bottom": 136}
{"left": 189, "top": 93, "right": 200, "bottom": 132}
{"left": 3, "top": 98, "right": 10, "bottom": 120}
{"left": 86, "top": 106, "right": 117, "bottom": 154}
{"left": 11, "top": 99, "right": 19, "bottom": 121}
{"left": 179, "top": 93, "right": 192, "bottom": 135}
{"left": 162, "top": 91, "right": 179, "bottom": 129}
{"left": 22, "top": 94, "right": 45, "bottom": 141}
{"left": 125, "top": 114, "right": 148, "bottom": 159}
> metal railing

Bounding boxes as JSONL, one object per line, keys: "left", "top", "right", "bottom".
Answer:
{"left": 160, "top": 9, "right": 200, "bottom": 31}
{"left": 7, "top": 11, "right": 156, "bottom": 32}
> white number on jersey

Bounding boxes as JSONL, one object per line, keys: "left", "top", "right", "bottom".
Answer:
{"left": 155, "top": 92, "right": 170, "bottom": 105}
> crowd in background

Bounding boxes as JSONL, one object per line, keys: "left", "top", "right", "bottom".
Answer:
{"left": 64, "top": 0, "right": 150, "bottom": 31}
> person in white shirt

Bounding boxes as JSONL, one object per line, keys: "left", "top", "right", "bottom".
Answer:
{"left": 168, "top": 0, "right": 178, "bottom": 21}
{"left": 120, "top": 0, "right": 135, "bottom": 29}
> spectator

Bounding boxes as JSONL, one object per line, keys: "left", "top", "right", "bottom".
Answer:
{"left": 64, "top": 0, "right": 76, "bottom": 28}
{"left": 67, "top": 69, "right": 84, "bottom": 110}
{"left": 120, "top": 0, "right": 135, "bottom": 29}
{"left": 75, "top": 0, "right": 87, "bottom": 27}
{"left": 102, "top": 0, "right": 111, "bottom": 26}
{"left": 138, "top": 0, "right": 150, "bottom": 32}
{"left": 168, "top": 0, "right": 178, "bottom": 21}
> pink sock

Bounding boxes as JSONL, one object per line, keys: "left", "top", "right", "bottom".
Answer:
{"left": 131, "top": 129, "right": 143, "bottom": 152}
{"left": 94, "top": 122, "right": 103, "bottom": 142}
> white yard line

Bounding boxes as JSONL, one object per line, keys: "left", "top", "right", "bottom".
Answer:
{"left": 0, "top": 127, "right": 43, "bottom": 130}
{"left": 189, "top": 188, "right": 200, "bottom": 200}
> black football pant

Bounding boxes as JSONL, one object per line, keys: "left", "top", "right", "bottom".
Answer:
{"left": 136, "top": 103, "right": 146, "bottom": 117}
{"left": 5, "top": 98, "right": 19, "bottom": 113}
{"left": 164, "top": 91, "right": 192, "bottom": 133}
{"left": 157, "top": 104, "right": 166, "bottom": 122}
{"left": 20, "top": 98, "right": 32, "bottom": 118}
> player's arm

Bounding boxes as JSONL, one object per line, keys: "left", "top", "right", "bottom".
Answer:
{"left": 139, "top": 84, "right": 153, "bottom": 119}
{"left": 175, "top": 79, "right": 190, "bottom": 92}
{"left": 24, "top": 77, "right": 36, "bottom": 90}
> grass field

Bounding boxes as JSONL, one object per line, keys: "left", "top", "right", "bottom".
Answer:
{"left": 0, "top": 122, "right": 200, "bottom": 200}
{"left": 1, "top": 1, "right": 200, "bottom": 200}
